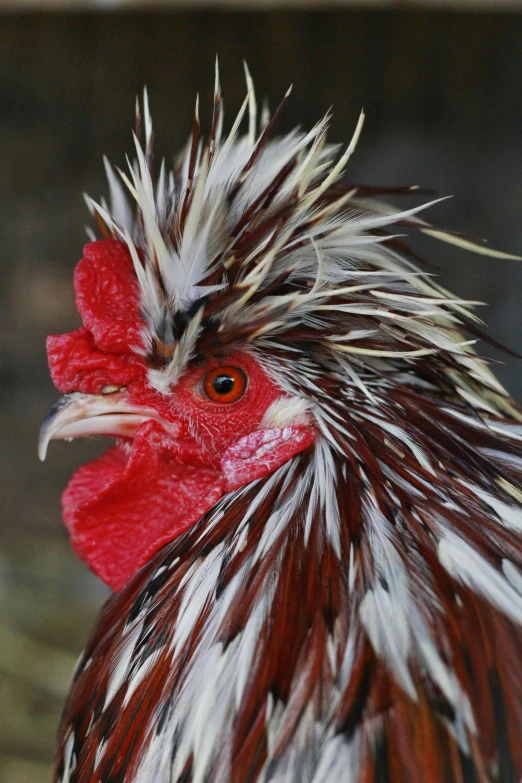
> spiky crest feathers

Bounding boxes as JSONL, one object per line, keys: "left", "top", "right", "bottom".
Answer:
{"left": 85, "top": 67, "right": 519, "bottom": 408}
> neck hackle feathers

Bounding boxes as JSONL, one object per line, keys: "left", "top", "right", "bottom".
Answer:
{"left": 57, "top": 69, "right": 522, "bottom": 783}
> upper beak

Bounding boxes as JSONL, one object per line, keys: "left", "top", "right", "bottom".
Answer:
{"left": 38, "top": 391, "right": 170, "bottom": 461}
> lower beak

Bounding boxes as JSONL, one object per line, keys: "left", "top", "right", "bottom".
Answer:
{"left": 39, "top": 391, "right": 169, "bottom": 461}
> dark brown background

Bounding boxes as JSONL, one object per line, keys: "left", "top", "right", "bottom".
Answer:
{"left": 1, "top": 10, "right": 521, "bottom": 781}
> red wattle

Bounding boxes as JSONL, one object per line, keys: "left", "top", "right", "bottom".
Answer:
{"left": 62, "top": 421, "right": 225, "bottom": 591}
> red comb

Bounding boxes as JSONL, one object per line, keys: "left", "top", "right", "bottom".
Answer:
{"left": 74, "top": 240, "right": 142, "bottom": 353}
{"left": 47, "top": 240, "right": 147, "bottom": 394}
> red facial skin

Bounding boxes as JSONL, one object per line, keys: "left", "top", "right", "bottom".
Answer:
{"left": 46, "top": 241, "right": 314, "bottom": 591}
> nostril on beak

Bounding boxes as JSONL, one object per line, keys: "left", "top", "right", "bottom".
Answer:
{"left": 101, "top": 385, "right": 126, "bottom": 394}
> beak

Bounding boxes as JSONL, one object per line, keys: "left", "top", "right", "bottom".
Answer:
{"left": 39, "top": 391, "right": 170, "bottom": 461}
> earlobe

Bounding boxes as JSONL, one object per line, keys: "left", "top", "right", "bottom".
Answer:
{"left": 220, "top": 426, "right": 316, "bottom": 492}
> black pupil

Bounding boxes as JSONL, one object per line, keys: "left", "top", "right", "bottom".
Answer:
{"left": 212, "top": 374, "right": 235, "bottom": 396}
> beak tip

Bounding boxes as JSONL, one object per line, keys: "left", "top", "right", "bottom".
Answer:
{"left": 38, "top": 434, "right": 49, "bottom": 462}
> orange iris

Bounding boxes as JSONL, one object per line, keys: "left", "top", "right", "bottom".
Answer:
{"left": 203, "top": 366, "right": 247, "bottom": 403}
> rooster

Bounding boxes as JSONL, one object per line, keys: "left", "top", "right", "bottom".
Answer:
{"left": 40, "top": 67, "right": 522, "bottom": 783}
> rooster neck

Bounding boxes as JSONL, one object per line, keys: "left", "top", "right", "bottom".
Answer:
{"left": 56, "top": 400, "right": 522, "bottom": 782}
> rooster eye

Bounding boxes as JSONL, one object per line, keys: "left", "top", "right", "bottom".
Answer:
{"left": 202, "top": 366, "right": 247, "bottom": 403}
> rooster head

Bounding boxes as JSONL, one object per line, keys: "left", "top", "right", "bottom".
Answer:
{"left": 40, "top": 237, "right": 314, "bottom": 590}
{"left": 40, "top": 76, "right": 520, "bottom": 604}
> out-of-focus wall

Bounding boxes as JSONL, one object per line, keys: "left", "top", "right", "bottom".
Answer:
{"left": 2, "top": 0, "right": 522, "bottom": 10}
{"left": 1, "top": 10, "right": 521, "bottom": 781}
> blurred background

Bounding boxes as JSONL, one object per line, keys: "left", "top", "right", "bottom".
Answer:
{"left": 1, "top": 2, "right": 522, "bottom": 780}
